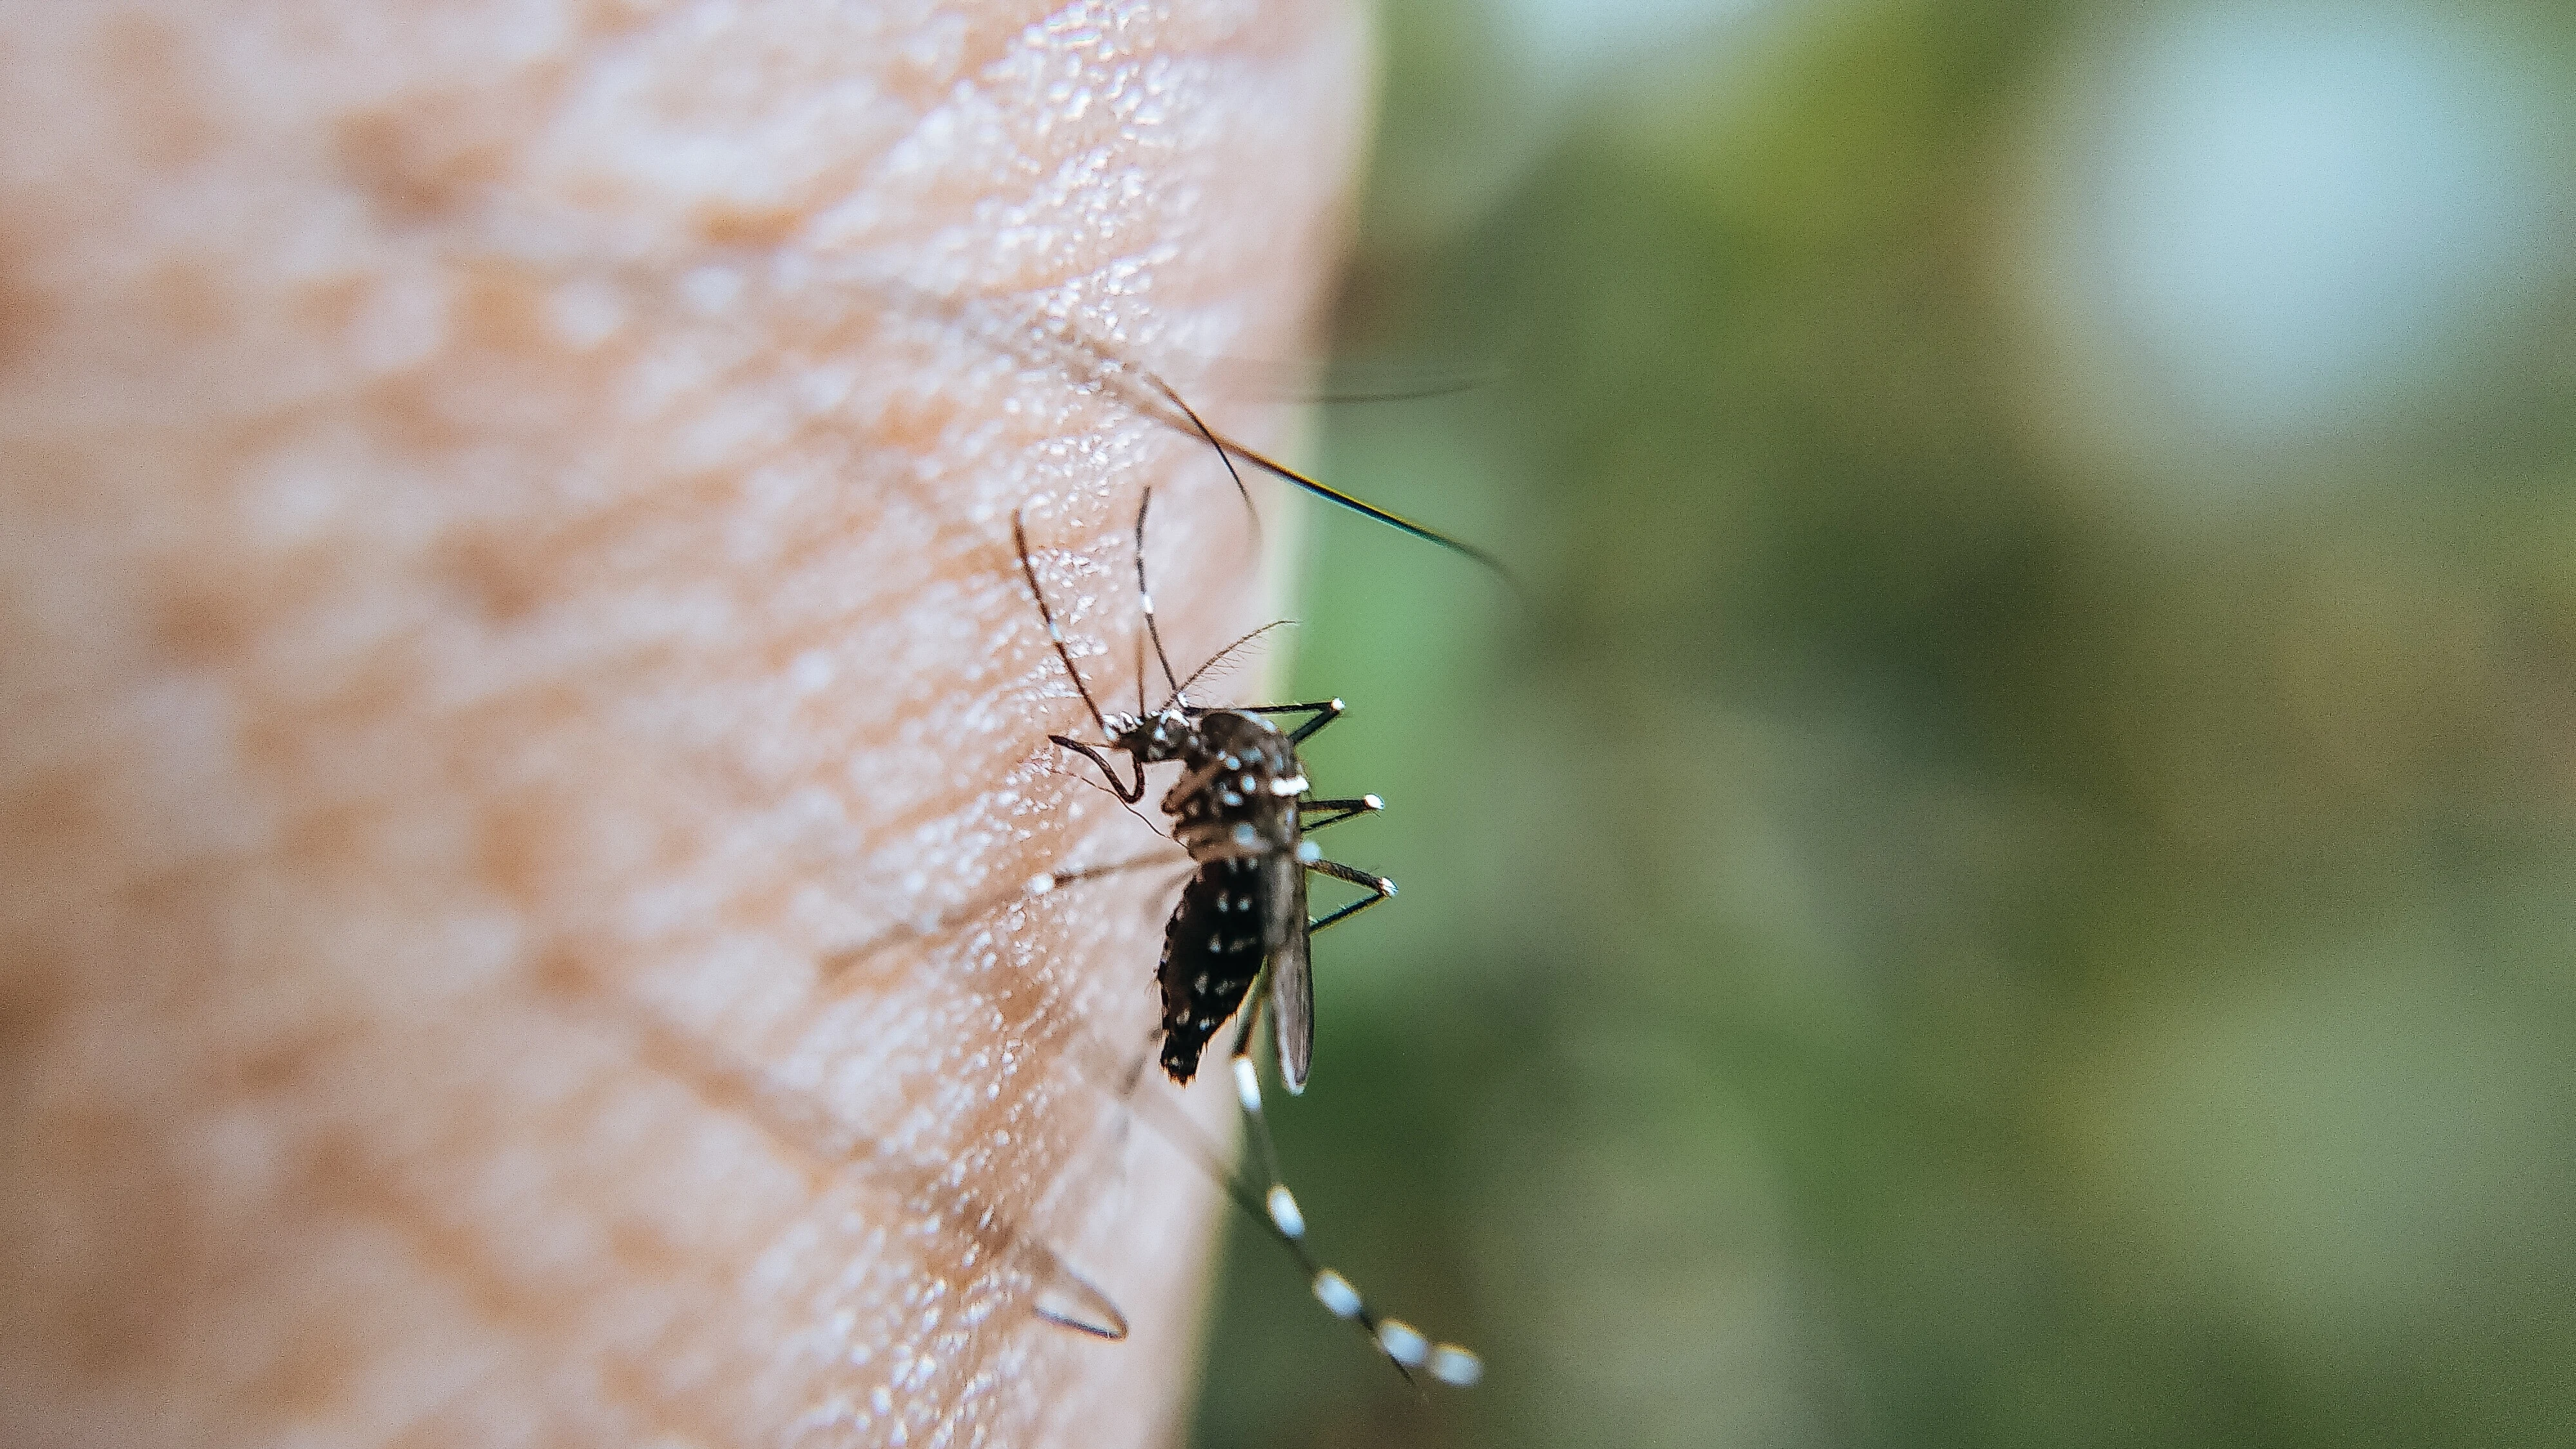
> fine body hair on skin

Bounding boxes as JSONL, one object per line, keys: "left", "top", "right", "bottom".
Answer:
{"left": 0, "top": 3, "right": 1367, "bottom": 1445}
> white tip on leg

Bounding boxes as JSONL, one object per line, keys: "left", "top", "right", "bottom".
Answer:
{"left": 1428, "top": 1345, "right": 1484, "bottom": 1387}
{"left": 1231, "top": 1057, "right": 1262, "bottom": 1113}
{"left": 1312, "top": 1270, "right": 1362, "bottom": 1319}
{"left": 1294, "top": 840, "right": 1321, "bottom": 865}
{"left": 1363, "top": 793, "right": 1383, "bottom": 811}
{"left": 1377, "top": 1320, "right": 1430, "bottom": 1368}
{"left": 1265, "top": 1186, "right": 1305, "bottom": 1240}
{"left": 1025, "top": 873, "right": 1055, "bottom": 896}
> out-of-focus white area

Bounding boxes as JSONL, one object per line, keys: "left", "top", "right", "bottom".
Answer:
{"left": 2011, "top": 0, "right": 2574, "bottom": 498}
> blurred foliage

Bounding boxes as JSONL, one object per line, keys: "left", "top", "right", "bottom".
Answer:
{"left": 1186, "top": 1, "right": 2576, "bottom": 1446}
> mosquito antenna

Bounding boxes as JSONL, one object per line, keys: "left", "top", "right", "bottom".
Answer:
{"left": 1174, "top": 619, "right": 1296, "bottom": 699}
{"left": 1133, "top": 488, "right": 1184, "bottom": 706}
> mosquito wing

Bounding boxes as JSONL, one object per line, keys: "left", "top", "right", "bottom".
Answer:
{"left": 1265, "top": 850, "right": 1313, "bottom": 1094}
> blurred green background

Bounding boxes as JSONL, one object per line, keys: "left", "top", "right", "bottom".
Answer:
{"left": 1188, "top": 0, "right": 2576, "bottom": 1444}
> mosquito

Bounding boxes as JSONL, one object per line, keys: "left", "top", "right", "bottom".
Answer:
{"left": 1010, "top": 488, "right": 1481, "bottom": 1389}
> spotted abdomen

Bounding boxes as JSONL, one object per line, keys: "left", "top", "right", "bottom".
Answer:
{"left": 1156, "top": 857, "right": 1273, "bottom": 1083}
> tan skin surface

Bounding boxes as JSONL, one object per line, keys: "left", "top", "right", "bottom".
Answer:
{"left": 0, "top": 3, "right": 1366, "bottom": 1444}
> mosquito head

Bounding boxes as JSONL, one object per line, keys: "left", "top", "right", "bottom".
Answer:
{"left": 1110, "top": 703, "right": 1196, "bottom": 764}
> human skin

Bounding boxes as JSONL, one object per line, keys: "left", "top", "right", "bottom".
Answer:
{"left": 0, "top": 2, "right": 1366, "bottom": 1445}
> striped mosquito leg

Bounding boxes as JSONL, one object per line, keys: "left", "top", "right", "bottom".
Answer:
{"left": 1296, "top": 794, "right": 1383, "bottom": 835}
{"left": 1244, "top": 697, "right": 1344, "bottom": 745}
{"left": 822, "top": 854, "right": 1180, "bottom": 982}
{"left": 1226, "top": 1049, "right": 1483, "bottom": 1388}
{"left": 1020, "top": 853, "right": 1182, "bottom": 898}
{"left": 1299, "top": 855, "right": 1397, "bottom": 937}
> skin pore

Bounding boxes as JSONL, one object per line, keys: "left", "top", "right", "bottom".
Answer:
{"left": 0, "top": 2, "right": 1365, "bottom": 1444}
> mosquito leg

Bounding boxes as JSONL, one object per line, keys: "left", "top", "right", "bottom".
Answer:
{"left": 1132, "top": 488, "right": 1184, "bottom": 706}
{"left": 1244, "top": 697, "right": 1345, "bottom": 744}
{"left": 1035, "top": 983, "right": 1482, "bottom": 1388}
{"left": 1224, "top": 976, "right": 1289, "bottom": 1197}
{"left": 1014, "top": 509, "right": 1118, "bottom": 737}
{"left": 1297, "top": 795, "right": 1383, "bottom": 834}
{"left": 1220, "top": 1023, "right": 1482, "bottom": 1390}
{"left": 1146, "top": 372, "right": 1264, "bottom": 552}
{"left": 1021, "top": 852, "right": 1187, "bottom": 898}
{"left": 1027, "top": 1246, "right": 1132, "bottom": 1341}
{"left": 1208, "top": 424, "right": 1519, "bottom": 588}
{"left": 1301, "top": 857, "right": 1396, "bottom": 935}
{"left": 824, "top": 854, "right": 1187, "bottom": 983}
